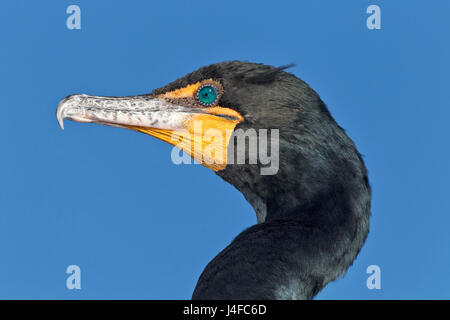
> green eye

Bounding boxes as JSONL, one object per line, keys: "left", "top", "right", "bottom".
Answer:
{"left": 197, "top": 85, "right": 218, "bottom": 106}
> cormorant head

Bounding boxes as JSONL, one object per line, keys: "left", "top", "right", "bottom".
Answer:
{"left": 57, "top": 61, "right": 369, "bottom": 223}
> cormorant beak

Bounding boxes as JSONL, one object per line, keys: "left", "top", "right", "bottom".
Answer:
{"left": 56, "top": 91, "right": 243, "bottom": 171}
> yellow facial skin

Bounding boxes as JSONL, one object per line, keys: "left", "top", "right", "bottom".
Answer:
{"left": 159, "top": 82, "right": 203, "bottom": 99}
{"left": 133, "top": 80, "right": 244, "bottom": 171}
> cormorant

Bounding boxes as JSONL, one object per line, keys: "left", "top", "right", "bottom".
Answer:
{"left": 56, "top": 61, "right": 371, "bottom": 300}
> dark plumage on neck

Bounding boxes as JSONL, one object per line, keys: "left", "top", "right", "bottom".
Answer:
{"left": 168, "top": 61, "right": 372, "bottom": 299}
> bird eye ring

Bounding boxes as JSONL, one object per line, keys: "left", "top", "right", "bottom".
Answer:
{"left": 196, "top": 84, "right": 220, "bottom": 106}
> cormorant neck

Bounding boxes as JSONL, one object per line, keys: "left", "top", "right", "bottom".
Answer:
{"left": 193, "top": 191, "right": 370, "bottom": 299}
{"left": 202, "top": 157, "right": 370, "bottom": 299}
{"left": 206, "top": 95, "right": 372, "bottom": 299}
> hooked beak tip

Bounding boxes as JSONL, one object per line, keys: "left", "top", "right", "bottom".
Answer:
{"left": 56, "top": 98, "right": 67, "bottom": 130}
{"left": 57, "top": 94, "right": 81, "bottom": 130}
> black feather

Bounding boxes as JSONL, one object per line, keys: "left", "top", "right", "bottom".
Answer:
{"left": 153, "top": 61, "right": 371, "bottom": 300}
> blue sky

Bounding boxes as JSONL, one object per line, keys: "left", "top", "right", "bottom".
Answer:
{"left": 1, "top": 0, "right": 449, "bottom": 299}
